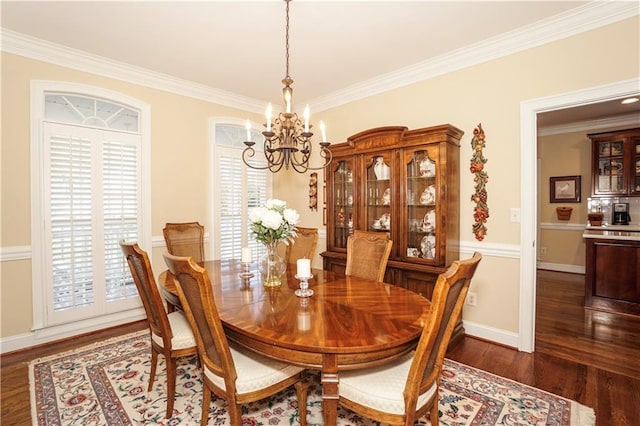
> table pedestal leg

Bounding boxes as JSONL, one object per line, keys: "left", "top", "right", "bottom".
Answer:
{"left": 321, "top": 354, "right": 339, "bottom": 426}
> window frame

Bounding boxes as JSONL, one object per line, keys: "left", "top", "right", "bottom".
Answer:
{"left": 209, "top": 117, "right": 272, "bottom": 260}
{"left": 30, "top": 81, "right": 151, "bottom": 335}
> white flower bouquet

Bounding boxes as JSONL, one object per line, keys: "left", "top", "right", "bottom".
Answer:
{"left": 248, "top": 199, "right": 300, "bottom": 245}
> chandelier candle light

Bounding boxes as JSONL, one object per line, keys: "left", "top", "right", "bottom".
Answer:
{"left": 242, "top": 0, "right": 332, "bottom": 173}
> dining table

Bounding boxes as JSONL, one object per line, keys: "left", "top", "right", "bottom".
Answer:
{"left": 159, "top": 259, "right": 431, "bottom": 425}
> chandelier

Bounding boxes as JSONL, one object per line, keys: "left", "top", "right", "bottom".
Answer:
{"left": 242, "top": 0, "right": 332, "bottom": 173}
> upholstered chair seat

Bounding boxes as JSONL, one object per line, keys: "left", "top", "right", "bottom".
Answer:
{"left": 339, "top": 352, "right": 437, "bottom": 415}
{"left": 337, "top": 252, "right": 482, "bottom": 425}
{"left": 151, "top": 311, "right": 197, "bottom": 350}
{"left": 203, "top": 343, "right": 304, "bottom": 393}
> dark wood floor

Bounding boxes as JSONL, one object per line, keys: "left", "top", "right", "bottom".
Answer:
{"left": 448, "top": 270, "right": 640, "bottom": 426}
{"left": 2, "top": 270, "right": 639, "bottom": 425}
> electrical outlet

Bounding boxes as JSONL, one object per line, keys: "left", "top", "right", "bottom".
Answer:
{"left": 540, "top": 247, "right": 547, "bottom": 256}
{"left": 466, "top": 291, "right": 477, "bottom": 306}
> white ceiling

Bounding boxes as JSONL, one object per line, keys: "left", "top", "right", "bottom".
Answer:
{"left": 2, "top": 0, "right": 639, "bottom": 126}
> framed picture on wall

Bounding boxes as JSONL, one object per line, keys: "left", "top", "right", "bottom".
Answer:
{"left": 550, "top": 175, "right": 581, "bottom": 203}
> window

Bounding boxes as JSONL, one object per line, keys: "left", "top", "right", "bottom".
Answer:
{"left": 31, "top": 82, "right": 151, "bottom": 332}
{"left": 210, "top": 119, "right": 271, "bottom": 260}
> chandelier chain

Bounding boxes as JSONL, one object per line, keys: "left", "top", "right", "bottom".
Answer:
{"left": 285, "top": 0, "right": 290, "bottom": 78}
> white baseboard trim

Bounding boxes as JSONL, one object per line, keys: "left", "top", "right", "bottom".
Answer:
{"left": 0, "top": 311, "right": 146, "bottom": 354}
{"left": 536, "top": 262, "right": 585, "bottom": 274}
{"left": 463, "top": 320, "right": 521, "bottom": 350}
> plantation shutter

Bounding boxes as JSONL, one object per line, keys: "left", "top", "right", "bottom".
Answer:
{"left": 246, "top": 165, "right": 269, "bottom": 259}
{"left": 219, "top": 155, "right": 243, "bottom": 259}
{"left": 103, "top": 138, "right": 139, "bottom": 301}
{"left": 49, "top": 131, "right": 95, "bottom": 311}
{"left": 43, "top": 122, "right": 142, "bottom": 325}
{"left": 212, "top": 122, "right": 271, "bottom": 260}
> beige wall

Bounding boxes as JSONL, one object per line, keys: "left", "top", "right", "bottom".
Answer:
{"left": 2, "top": 17, "right": 638, "bottom": 340}
{"left": 0, "top": 55, "right": 269, "bottom": 336}
{"left": 281, "top": 17, "right": 639, "bottom": 333}
{"left": 538, "top": 124, "right": 640, "bottom": 268}
{"left": 539, "top": 131, "right": 592, "bottom": 226}
{"left": 538, "top": 130, "right": 592, "bottom": 267}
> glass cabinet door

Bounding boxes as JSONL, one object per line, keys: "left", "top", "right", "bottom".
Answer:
{"left": 332, "top": 159, "right": 354, "bottom": 249}
{"left": 405, "top": 149, "right": 438, "bottom": 263}
{"left": 633, "top": 136, "right": 640, "bottom": 195}
{"left": 365, "top": 154, "right": 392, "bottom": 234}
{"left": 595, "top": 140, "right": 625, "bottom": 194}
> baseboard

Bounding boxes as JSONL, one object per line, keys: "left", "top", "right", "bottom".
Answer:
{"left": 463, "top": 320, "right": 520, "bottom": 349}
{"left": 0, "top": 311, "right": 146, "bottom": 354}
{"left": 536, "top": 262, "right": 585, "bottom": 274}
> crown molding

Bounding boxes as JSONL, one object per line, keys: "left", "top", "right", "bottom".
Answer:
{"left": 309, "top": 1, "right": 639, "bottom": 111}
{"left": 0, "top": 28, "right": 266, "bottom": 114}
{"left": 1, "top": 1, "right": 637, "bottom": 113}
{"left": 538, "top": 112, "right": 640, "bottom": 136}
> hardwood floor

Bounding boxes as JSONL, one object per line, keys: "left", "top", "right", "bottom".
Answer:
{"left": 2, "top": 270, "right": 639, "bottom": 425}
{"left": 0, "top": 321, "right": 148, "bottom": 426}
{"left": 448, "top": 268, "right": 640, "bottom": 426}
{"left": 535, "top": 269, "right": 640, "bottom": 379}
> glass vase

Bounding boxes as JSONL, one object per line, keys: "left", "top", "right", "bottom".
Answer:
{"left": 260, "top": 241, "right": 286, "bottom": 287}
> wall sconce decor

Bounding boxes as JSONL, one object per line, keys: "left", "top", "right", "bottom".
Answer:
{"left": 309, "top": 172, "right": 318, "bottom": 211}
{"left": 470, "top": 123, "right": 489, "bottom": 241}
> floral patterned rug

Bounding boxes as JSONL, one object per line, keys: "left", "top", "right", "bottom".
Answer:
{"left": 30, "top": 330, "right": 595, "bottom": 425}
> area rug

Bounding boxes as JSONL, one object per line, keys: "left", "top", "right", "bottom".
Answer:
{"left": 30, "top": 330, "right": 595, "bottom": 425}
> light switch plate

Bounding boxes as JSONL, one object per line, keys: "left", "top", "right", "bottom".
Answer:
{"left": 510, "top": 208, "right": 521, "bottom": 223}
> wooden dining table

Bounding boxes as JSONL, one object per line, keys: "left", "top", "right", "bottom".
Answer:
{"left": 159, "top": 259, "right": 431, "bottom": 425}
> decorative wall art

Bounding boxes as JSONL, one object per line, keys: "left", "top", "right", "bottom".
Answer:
{"left": 549, "top": 175, "right": 581, "bottom": 203}
{"left": 309, "top": 172, "right": 318, "bottom": 211}
{"left": 470, "top": 123, "right": 489, "bottom": 241}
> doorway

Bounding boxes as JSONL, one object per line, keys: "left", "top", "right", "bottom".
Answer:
{"left": 519, "top": 77, "right": 640, "bottom": 352}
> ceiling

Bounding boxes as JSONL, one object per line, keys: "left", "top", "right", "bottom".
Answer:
{"left": 2, "top": 1, "right": 639, "bottom": 126}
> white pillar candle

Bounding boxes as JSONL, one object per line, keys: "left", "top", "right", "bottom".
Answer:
{"left": 245, "top": 120, "right": 251, "bottom": 141}
{"left": 266, "top": 103, "right": 272, "bottom": 132}
{"left": 241, "top": 247, "right": 252, "bottom": 263}
{"left": 297, "top": 258, "right": 311, "bottom": 277}
{"left": 303, "top": 104, "right": 310, "bottom": 133}
{"left": 319, "top": 120, "right": 327, "bottom": 142}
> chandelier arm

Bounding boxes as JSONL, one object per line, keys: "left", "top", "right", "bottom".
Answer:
{"left": 299, "top": 148, "right": 333, "bottom": 171}
{"left": 242, "top": 144, "right": 272, "bottom": 170}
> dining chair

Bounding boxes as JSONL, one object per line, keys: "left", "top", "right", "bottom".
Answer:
{"left": 163, "top": 222, "right": 205, "bottom": 263}
{"left": 337, "top": 251, "right": 482, "bottom": 426}
{"left": 162, "top": 252, "right": 309, "bottom": 426}
{"left": 119, "top": 241, "right": 198, "bottom": 419}
{"left": 285, "top": 226, "right": 319, "bottom": 264}
{"left": 345, "top": 230, "right": 393, "bottom": 282}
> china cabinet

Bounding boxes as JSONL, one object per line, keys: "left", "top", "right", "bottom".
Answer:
{"left": 588, "top": 128, "right": 640, "bottom": 197}
{"left": 321, "top": 125, "right": 464, "bottom": 339}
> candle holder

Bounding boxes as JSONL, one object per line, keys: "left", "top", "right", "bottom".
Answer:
{"left": 239, "top": 262, "right": 254, "bottom": 279}
{"left": 294, "top": 274, "right": 314, "bottom": 297}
